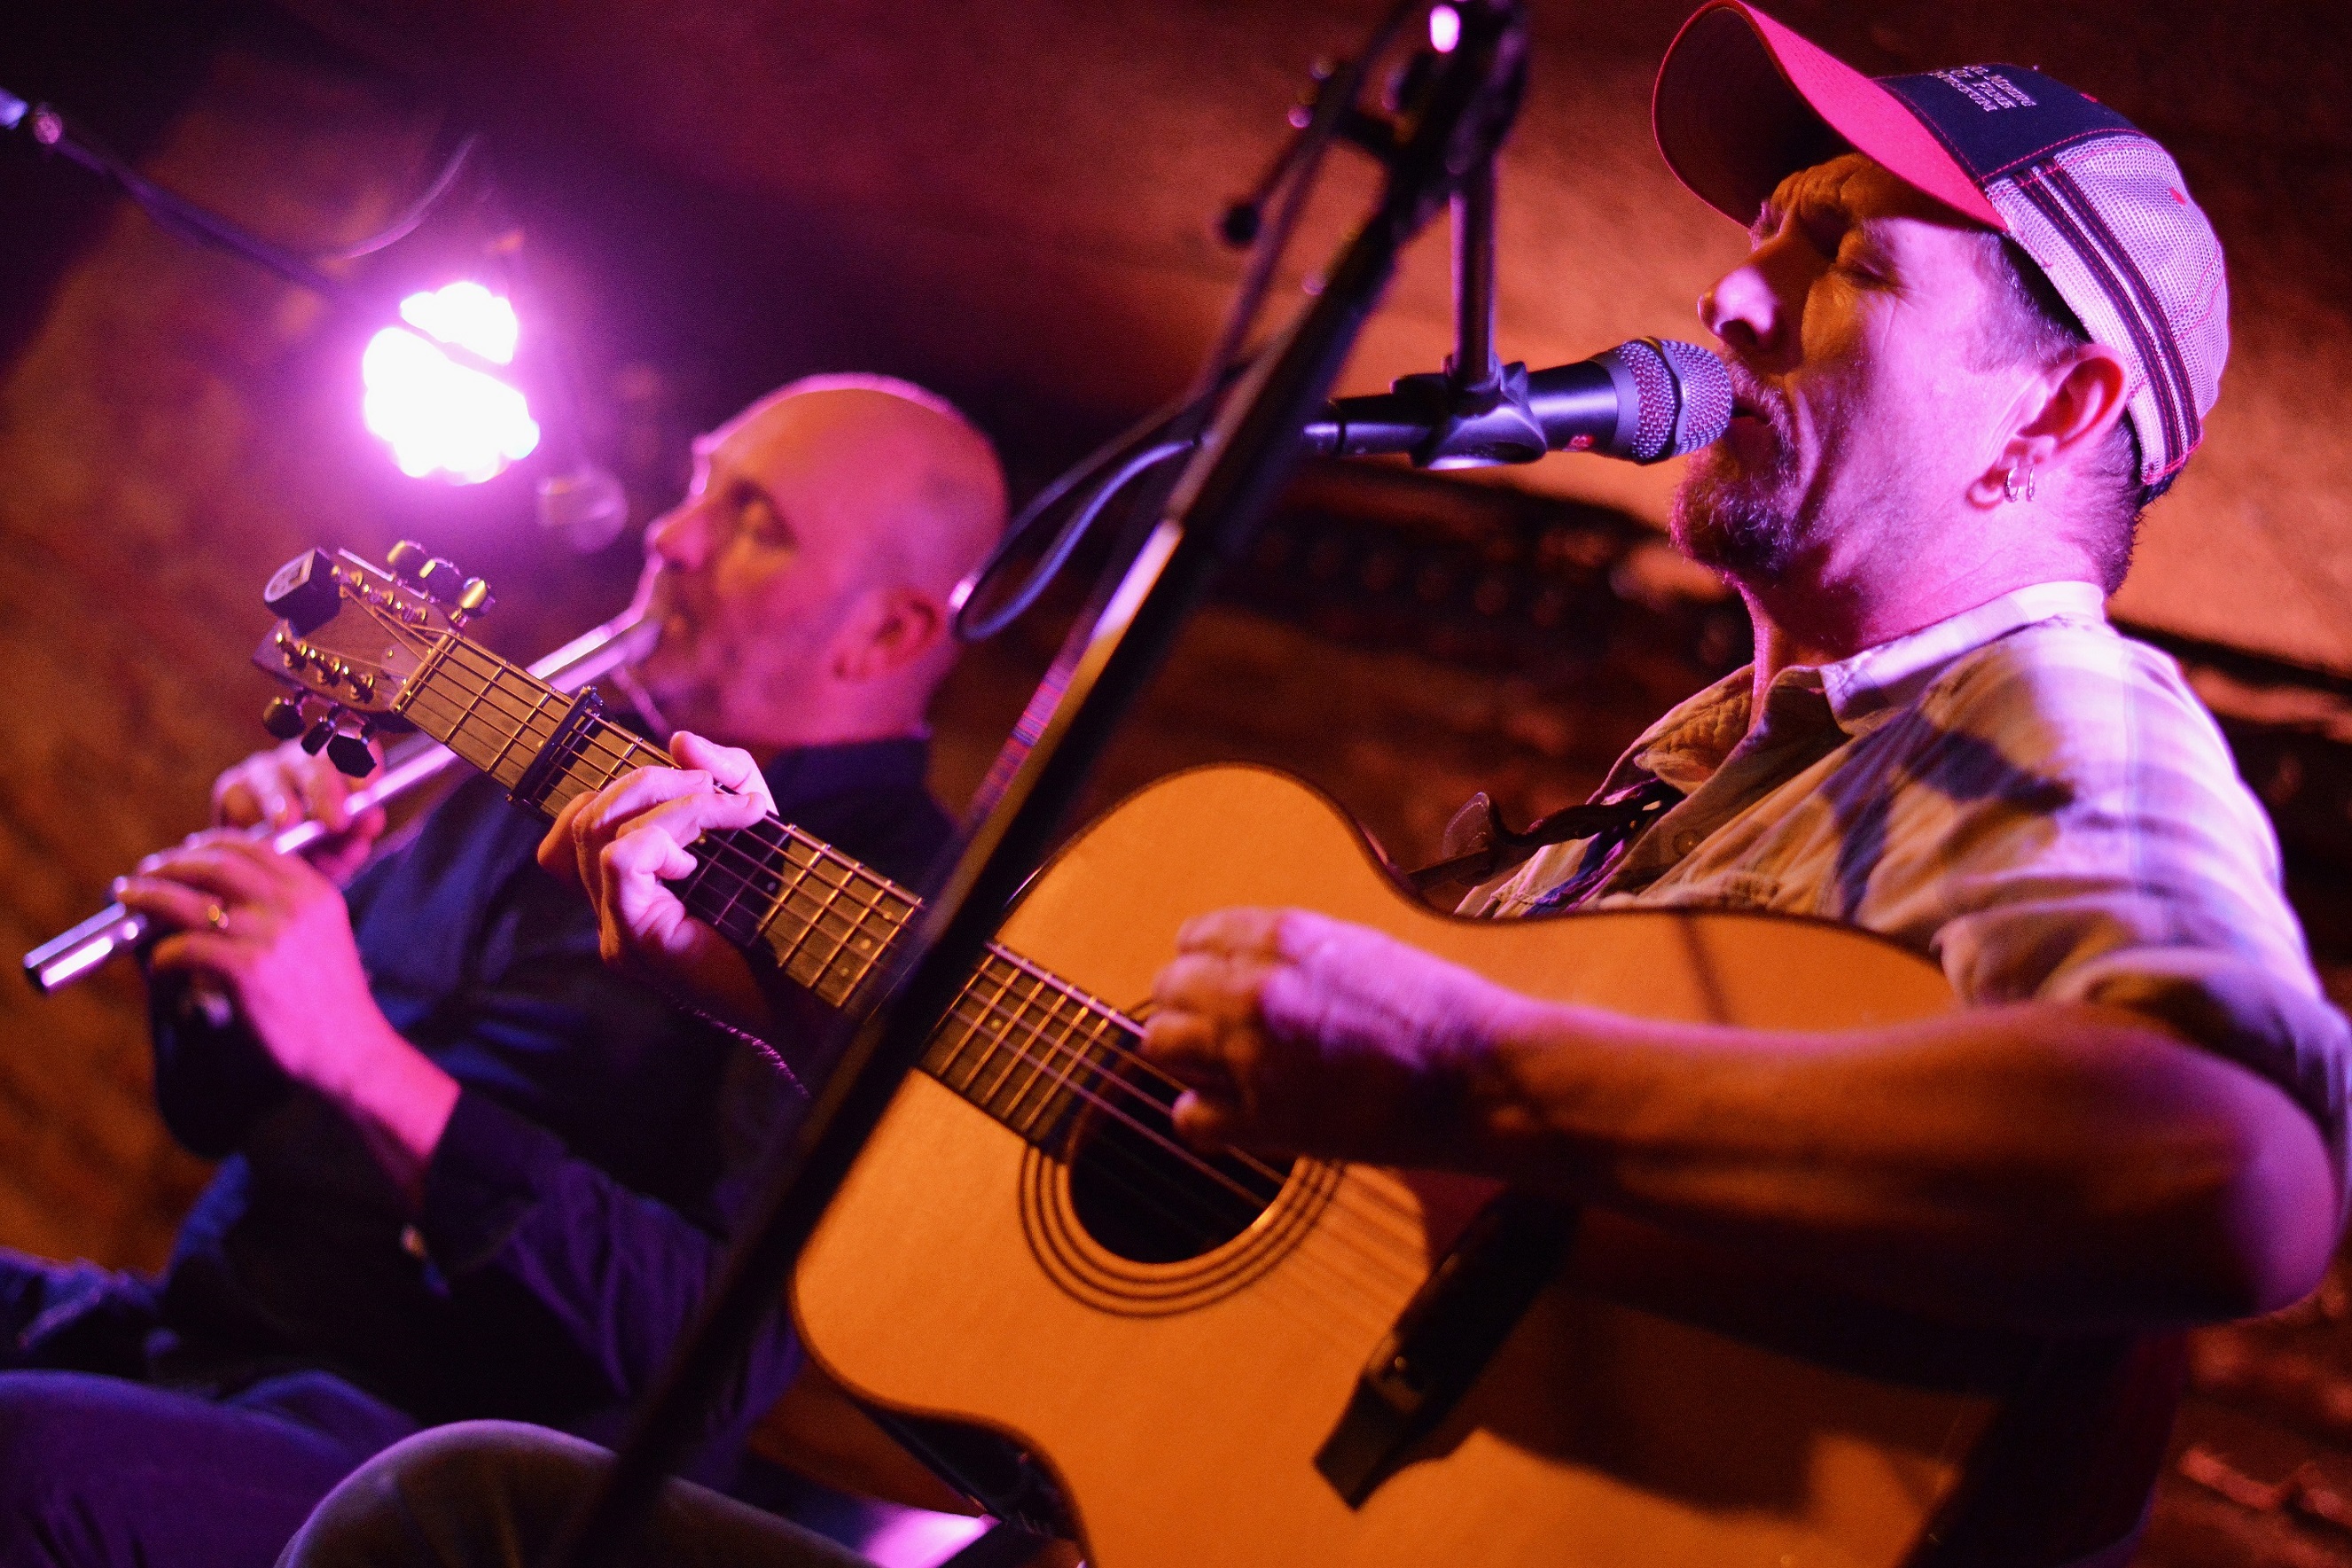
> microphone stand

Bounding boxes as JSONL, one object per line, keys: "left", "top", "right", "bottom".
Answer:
{"left": 1357, "top": 93, "right": 1558, "bottom": 470}
{"left": 542, "top": 4, "right": 1531, "bottom": 1564}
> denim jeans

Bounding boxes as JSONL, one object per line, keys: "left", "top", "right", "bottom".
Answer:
{"left": 0, "top": 1249, "right": 418, "bottom": 1568}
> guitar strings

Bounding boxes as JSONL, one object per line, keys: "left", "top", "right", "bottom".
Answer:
{"left": 395, "top": 643, "right": 1445, "bottom": 1273}
{"left": 933, "top": 981, "right": 1434, "bottom": 1307}
{"left": 391, "top": 628, "right": 1444, "bottom": 1267}
{"left": 393, "top": 651, "right": 1452, "bottom": 1324}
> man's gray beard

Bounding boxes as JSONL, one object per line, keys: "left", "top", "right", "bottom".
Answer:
{"left": 1670, "top": 442, "right": 1808, "bottom": 583}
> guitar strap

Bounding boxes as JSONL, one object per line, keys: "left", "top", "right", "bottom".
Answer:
{"left": 1409, "top": 778, "right": 1682, "bottom": 901}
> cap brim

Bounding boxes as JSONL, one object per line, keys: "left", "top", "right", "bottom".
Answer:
{"left": 1653, "top": 3, "right": 2005, "bottom": 231}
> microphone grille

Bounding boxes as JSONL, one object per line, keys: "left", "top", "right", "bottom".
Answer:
{"left": 1610, "top": 339, "right": 1734, "bottom": 460}
{"left": 1658, "top": 339, "right": 1733, "bottom": 456}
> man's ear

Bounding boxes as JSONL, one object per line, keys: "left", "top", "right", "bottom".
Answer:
{"left": 831, "top": 586, "right": 947, "bottom": 683}
{"left": 2003, "top": 342, "right": 2132, "bottom": 478}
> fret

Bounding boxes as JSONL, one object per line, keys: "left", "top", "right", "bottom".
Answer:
{"left": 970, "top": 967, "right": 1053, "bottom": 1114}
{"left": 937, "top": 960, "right": 1020, "bottom": 1092}
{"left": 771, "top": 853, "right": 850, "bottom": 990}
{"left": 969, "top": 968, "right": 1063, "bottom": 1114}
{"left": 387, "top": 633, "right": 458, "bottom": 737}
{"left": 481, "top": 682, "right": 555, "bottom": 788}
{"left": 799, "top": 872, "right": 857, "bottom": 1002}
{"left": 393, "top": 626, "right": 1187, "bottom": 1158}
{"left": 806, "top": 862, "right": 896, "bottom": 1007}
{"left": 838, "top": 886, "right": 907, "bottom": 995}
{"left": 435, "top": 653, "right": 515, "bottom": 776}
{"left": 680, "top": 824, "right": 780, "bottom": 951}
{"left": 1037, "top": 1014, "right": 1130, "bottom": 1149}
{"left": 926, "top": 972, "right": 1001, "bottom": 1086}
{"left": 759, "top": 836, "right": 829, "bottom": 975}
{"left": 1002, "top": 982, "right": 1089, "bottom": 1137}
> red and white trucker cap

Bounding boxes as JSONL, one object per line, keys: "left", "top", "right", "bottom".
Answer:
{"left": 1653, "top": 1, "right": 2228, "bottom": 495}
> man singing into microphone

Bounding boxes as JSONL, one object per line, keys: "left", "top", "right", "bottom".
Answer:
{"left": 0, "top": 376, "right": 1004, "bottom": 1568}
{"left": 286, "top": 8, "right": 2346, "bottom": 1566}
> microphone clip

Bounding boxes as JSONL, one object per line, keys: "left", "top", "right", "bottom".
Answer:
{"left": 1384, "top": 359, "right": 1547, "bottom": 469}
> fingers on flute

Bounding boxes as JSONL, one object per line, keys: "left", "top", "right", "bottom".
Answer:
{"left": 299, "top": 753, "right": 359, "bottom": 832}
{"left": 113, "top": 876, "right": 217, "bottom": 933}
{"left": 145, "top": 930, "right": 244, "bottom": 979}
{"left": 131, "top": 839, "right": 282, "bottom": 902}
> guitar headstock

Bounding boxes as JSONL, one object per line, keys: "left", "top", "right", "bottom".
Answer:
{"left": 251, "top": 542, "right": 494, "bottom": 776}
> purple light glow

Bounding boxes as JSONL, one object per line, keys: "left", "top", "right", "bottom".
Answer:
{"left": 362, "top": 282, "right": 539, "bottom": 484}
{"left": 1429, "top": 4, "right": 1461, "bottom": 54}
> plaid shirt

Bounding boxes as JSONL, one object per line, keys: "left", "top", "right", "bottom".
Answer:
{"left": 1466, "top": 580, "right": 2351, "bottom": 1207}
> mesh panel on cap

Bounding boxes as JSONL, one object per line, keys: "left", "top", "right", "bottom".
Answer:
{"left": 1983, "top": 133, "right": 2227, "bottom": 487}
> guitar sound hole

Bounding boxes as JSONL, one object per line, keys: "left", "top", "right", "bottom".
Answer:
{"left": 1065, "top": 1067, "right": 1293, "bottom": 1264}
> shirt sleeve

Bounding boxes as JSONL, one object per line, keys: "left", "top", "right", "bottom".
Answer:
{"left": 1896, "top": 626, "right": 2352, "bottom": 1207}
{"left": 148, "top": 980, "right": 293, "bottom": 1159}
{"left": 417, "top": 1088, "right": 804, "bottom": 1458}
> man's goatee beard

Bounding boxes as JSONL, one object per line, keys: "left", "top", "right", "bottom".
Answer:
{"left": 1670, "top": 445, "right": 1804, "bottom": 582}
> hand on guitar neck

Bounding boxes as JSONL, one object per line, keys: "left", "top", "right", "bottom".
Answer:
{"left": 537, "top": 729, "right": 781, "bottom": 1039}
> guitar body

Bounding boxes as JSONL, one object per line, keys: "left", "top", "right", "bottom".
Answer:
{"left": 794, "top": 765, "right": 2001, "bottom": 1567}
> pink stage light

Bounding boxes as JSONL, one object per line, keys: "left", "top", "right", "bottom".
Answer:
{"left": 1428, "top": 4, "right": 1461, "bottom": 53}
{"left": 362, "top": 282, "right": 539, "bottom": 484}
{"left": 859, "top": 1509, "right": 993, "bottom": 1568}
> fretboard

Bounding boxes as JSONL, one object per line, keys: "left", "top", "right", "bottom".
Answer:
{"left": 389, "top": 628, "right": 1148, "bottom": 1153}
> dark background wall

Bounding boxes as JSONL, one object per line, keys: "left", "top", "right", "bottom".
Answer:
{"left": 4, "top": 3, "right": 2352, "bottom": 1561}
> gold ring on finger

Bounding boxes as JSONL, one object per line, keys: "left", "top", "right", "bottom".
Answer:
{"left": 203, "top": 901, "right": 231, "bottom": 934}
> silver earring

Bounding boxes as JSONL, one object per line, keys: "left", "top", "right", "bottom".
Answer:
{"left": 2002, "top": 462, "right": 2036, "bottom": 504}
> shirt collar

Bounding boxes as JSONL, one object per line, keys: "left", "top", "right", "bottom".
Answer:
{"left": 1818, "top": 580, "right": 2108, "bottom": 737}
{"left": 1618, "top": 579, "right": 2108, "bottom": 790}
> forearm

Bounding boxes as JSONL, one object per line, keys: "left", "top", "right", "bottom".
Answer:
{"left": 1463, "top": 998, "right": 2338, "bottom": 1328}
{"left": 306, "top": 1015, "right": 461, "bottom": 1207}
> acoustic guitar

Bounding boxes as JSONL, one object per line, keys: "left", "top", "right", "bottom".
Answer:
{"left": 254, "top": 544, "right": 2028, "bottom": 1567}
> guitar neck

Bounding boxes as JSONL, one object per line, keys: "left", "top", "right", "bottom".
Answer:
{"left": 390, "top": 628, "right": 1142, "bottom": 1148}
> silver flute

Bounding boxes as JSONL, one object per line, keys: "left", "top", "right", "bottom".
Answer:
{"left": 22, "top": 606, "right": 660, "bottom": 995}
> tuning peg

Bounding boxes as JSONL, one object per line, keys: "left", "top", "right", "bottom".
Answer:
{"left": 415, "top": 556, "right": 464, "bottom": 603}
{"left": 262, "top": 695, "right": 308, "bottom": 741}
{"left": 455, "top": 577, "right": 494, "bottom": 619}
{"left": 386, "top": 540, "right": 431, "bottom": 585}
{"left": 300, "top": 716, "right": 337, "bottom": 755}
{"left": 324, "top": 727, "right": 378, "bottom": 779}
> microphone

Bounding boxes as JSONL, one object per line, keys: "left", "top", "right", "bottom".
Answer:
{"left": 1301, "top": 338, "right": 1732, "bottom": 470}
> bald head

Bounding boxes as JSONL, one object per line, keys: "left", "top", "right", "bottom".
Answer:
{"left": 715, "top": 375, "right": 1008, "bottom": 599}
{"left": 633, "top": 377, "right": 1009, "bottom": 755}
